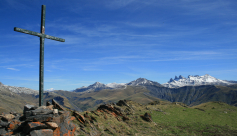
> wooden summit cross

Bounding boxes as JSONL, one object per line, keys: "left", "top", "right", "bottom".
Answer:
{"left": 14, "top": 5, "right": 65, "bottom": 106}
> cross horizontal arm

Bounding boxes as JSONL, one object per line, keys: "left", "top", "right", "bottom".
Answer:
{"left": 45, "top": 35, "right": 65, "bottom": 42}
{"left": 14, "top": 27, "right": 44, "bottom": 37}
{"left": 14, "top": 27, "right": 65, "bottom": 42}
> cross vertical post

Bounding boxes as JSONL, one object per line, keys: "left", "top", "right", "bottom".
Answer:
{"left": 39, "top": 5, "right": 46, "bottom": 106}
{"left": 14, "top": 5, "right": 65, "bottom": 106}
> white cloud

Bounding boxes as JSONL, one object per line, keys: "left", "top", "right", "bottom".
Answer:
{"left": 178, "top": 0, "right": 235, "bottom": 17}
{"left": 7, "top": 68, "right": 20, "bottom": 71}
{"left": 121, "top": 22, "right": 164, "bottom": 28}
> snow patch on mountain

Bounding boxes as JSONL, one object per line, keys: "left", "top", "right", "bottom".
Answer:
{"left": 46, "top": 88, "right": 55, "bottom": 92}
{"left": 162, "top": 74, "right": 234, "bottom": 88}
{"left": 106, "top": 83, "right": 126, "bottom": 88}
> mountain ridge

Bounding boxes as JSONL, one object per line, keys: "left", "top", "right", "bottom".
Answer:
{"left": 1, "top": 74, "right": 236, "bottom": 113}
{"left": 1, "top": 74, "right": 235, "bottom": 94}
{"left": 72, "top": 75, "right": 235, "bottom": 93}
{"left": 0, "top": 82, "right": 38, "bottom": 95}
{"left": 73, "top": 78, "right": 163, "bottom": 93}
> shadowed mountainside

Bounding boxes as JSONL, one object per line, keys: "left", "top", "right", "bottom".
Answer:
{"left": 146, "top": 84, "right": 237, "bottom": 107}
{"left": 54, "top": 84, "right": 237, "bottom": 111}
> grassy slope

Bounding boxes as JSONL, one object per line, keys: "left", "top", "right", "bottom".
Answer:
{"left": 151, "top": 101, "right": 237, "bottom": 135}
{"left": 0, "top": 86, "right": 37, "bottom": 113}
{"left": 0, "top": 94, "right": 36, "bottom": 113}
{"left": 75, "top": 100, "right": 237, "bottom": 136}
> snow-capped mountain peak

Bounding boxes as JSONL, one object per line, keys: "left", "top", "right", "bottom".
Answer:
{"left": 74, "top": 82, "right": 126, "bottom": 92}
{"left": 127, "top": 78, "right": 161, "bottom": 86}
{"left": 162, "top": 74, "right": 233, "bottom": 88}
{"left": 90, "top": 82, "right": 105, "bottom": 88}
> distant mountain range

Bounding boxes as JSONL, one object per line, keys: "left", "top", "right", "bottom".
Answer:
{"left": 73, "top": 74, "right": 234, "bottom": 92}
{"left": 0, "top": 74, "right": 236, "bottom": 113}
{"left": 73, "top": 78, "right": 161, "bottom": 93}
{"left": 1, "top": 74, "right": 234, "bottom": 94}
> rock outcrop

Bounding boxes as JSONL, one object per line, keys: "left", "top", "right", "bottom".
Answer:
{"left": 0, "top": 99, "right": 77, "bottom": 136}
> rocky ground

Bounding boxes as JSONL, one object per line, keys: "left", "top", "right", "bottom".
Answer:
{"left": 0, "top": 99, "right": 157, "bottom": 136}
{"left": 1, "top": 99, "right": 236, "bottom": 136}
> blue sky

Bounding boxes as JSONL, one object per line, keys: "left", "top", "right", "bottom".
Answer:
{"left": 0, "top": 0, "right": 236, "bottom": 91}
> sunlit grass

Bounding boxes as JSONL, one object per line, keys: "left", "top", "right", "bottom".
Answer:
{"left": 73, "top": 100, "right": 237, "bottom": 135}
{"left": 151, "top": 101, "right": 237, "bottom": 135}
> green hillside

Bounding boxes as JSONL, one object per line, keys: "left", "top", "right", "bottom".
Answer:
{"left": 74, "top": 100, "right": 237, "bottom": 136}
{"left": 0, "top": 86, "right": 36, "bottom": 113}
{"left": 151, "top": 101, "right": 237, "bottom": 135}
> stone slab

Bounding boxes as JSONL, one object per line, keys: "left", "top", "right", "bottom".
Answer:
{"left": 30, "top": 129, "right": 53, "bottom": 136}
{"left": 25, "top": 114, "right": 53, "bottom": 122}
